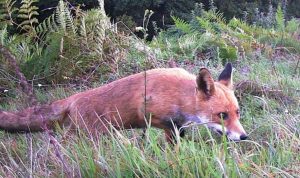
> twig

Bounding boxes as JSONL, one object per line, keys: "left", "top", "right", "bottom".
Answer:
{"left": 26, "top": 133, "right": 33, "bottom": 178}
{"left": 294, "top": 55, "right": 300, "bottom": 76}
{"left": 45, "top": 127, "right": 72, "bottom": 178}
{"left": 0, "top": 44, "right": 37, "bottom": 105}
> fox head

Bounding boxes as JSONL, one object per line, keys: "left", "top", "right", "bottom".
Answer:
{"left": 195, "top": 63, "right": 247, "bottom": 141}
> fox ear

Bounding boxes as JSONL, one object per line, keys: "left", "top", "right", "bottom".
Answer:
{"left": 218, "top": 63, "right": 233, "bottom": 88}
{"left": 197, "top": 68, "right": 215, "bottom": 97}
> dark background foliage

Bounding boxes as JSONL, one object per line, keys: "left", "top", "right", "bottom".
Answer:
{"left": 31, "top": 0, "right": 300, "bottom": 39}
{"left": 2, "top": 0, "right": 298, "bottom": 86}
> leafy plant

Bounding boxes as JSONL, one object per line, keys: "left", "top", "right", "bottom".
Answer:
{"left": 17, "top": 0, "right": 39, "bottom": 34}
{"left": 275, "top": 5, "right": 285, "bottom": 32}
{"left": 0, "top": 0, "right": 17, "bottom": 26}
{"left": 0, "top": 25, "right": 8, "bottom": 45}
{"left": 56, "top": 0, "right": 76, "bottom": 35}
{"left": 0, "top": 0, "right": 131, "bottom": 86}
{"left": 285, "top": 18, "right": 300, "bottom": 34}
{"left": 171, "top": 16, "right": 192, "bottom": 34}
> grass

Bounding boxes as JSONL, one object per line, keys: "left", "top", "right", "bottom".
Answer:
{"left": 0, "top": 57, "right": 299, "bottom": 177}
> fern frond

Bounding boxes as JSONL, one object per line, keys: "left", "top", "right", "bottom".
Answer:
{"left": 275, "top": 5, "right": 285, "bottom": 31}
{"left": 208, "top": 0, "right": 217, "bottom": 12}
{"left": 0, "top": 0, "right": 18, "bottom": 25}
{"left": 204, "top": 10, "right": 226, "bottom": 24}
{"left": 35, "top": 14, "right": 59, "bottom": 39}
{"left": 191, "top": 3, "right": 204, "bottom": 18}
{"left": 228, "top": 17, "right": 256, "bottom": 35}
{"left": 17, "top": 0, "right": 39, "bottom": 33}
{"left": 64, "top": 3, "right": 76, "bottom": 34}
{"left": 0, "top": 24, "right": 8, "bottom": 45}
{"left": 171, "top": 16, "right": 192, "bottom": 34}
{"left": 56, "top": 0, "right": 66, "bottom": 33}
{"left": 49, "top": 14, "right": 59, "bottom": 32}
{"left": 81, "top": 8, "right": 110, "bottom": 56}
{"left": 178, "top": 32, "right": 209, "bottom": 54}
{"left": 55, "top": 0, "right": 76, "bottom": 35}
{"left": 286, "top": 18, "right": 299, "bottom": 33}
{"left": 196, "top": 17, "right": 213, "bottom": 32}
{"left": 79, "top": 15, "right": 88, "bottom": 45}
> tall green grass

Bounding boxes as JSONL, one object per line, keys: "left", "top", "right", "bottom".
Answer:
{"left": 0, "top": 58, "right": 299, "bottom": 177}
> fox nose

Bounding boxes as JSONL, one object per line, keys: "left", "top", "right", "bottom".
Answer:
{"left": 240, "top": 134, "right": 248, "bottom": 140}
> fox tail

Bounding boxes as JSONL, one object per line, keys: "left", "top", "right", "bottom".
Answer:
{"left": 0, "top": 99, "right": 69, "bottom": 132}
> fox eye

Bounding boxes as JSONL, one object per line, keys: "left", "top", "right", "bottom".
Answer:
{"left": 218, "top": 112, "right": 228, "bottom": 120}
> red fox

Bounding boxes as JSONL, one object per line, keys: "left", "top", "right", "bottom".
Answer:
{"left": 0, "top": 63, "right": 247, "bottom": 141}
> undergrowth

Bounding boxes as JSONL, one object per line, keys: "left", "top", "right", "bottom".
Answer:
{"left": 0, "top": 58, "right": 299, "bottom": 177}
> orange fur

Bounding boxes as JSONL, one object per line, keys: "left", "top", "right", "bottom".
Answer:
{"left": 0, "top": 64, "right": 247, "bottom": 141}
